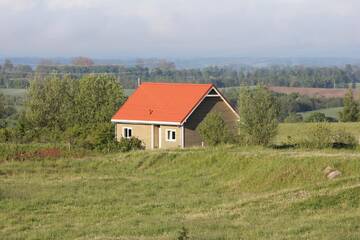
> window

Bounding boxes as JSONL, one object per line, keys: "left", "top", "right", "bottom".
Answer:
{"left": 123, "top": 127, "right": 132, "bottom": 139}
{"left": 166, "top": 129, "right": 176, "bottom": 141}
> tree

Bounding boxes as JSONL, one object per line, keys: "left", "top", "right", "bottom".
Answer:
{"left": 76, "top": 74, "right": 124, "bottom": 124}
{"left": 24, "top": 75, "right": 74, "bottom": 130}
{"left": 339, "top": 88, "right": 359, "bottom": 122}
{"left": 197, "top": 112, "right": 230, "bottom": 146}
{"left": 24, "top": 74, "right": 124, "bottom": 131}
{"left": 238, "top": 86, "right": 279, "bottom": 145}
{"left": 71, "top": 57, "right": 94, "bottom": 66}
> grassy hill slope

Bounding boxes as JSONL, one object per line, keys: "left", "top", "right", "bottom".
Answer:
{"left": 1, "top": 146, "right": 360, "bottom": 239}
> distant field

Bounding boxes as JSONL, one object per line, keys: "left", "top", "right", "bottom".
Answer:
{"left": 1, "top": 145, "right": 360, "bottom": 239}
{"left": 300, "top": 107, "right": 343, "bottom": 120}
{"left": 276, "top": 122, "right": 360, "bottom": 144}
{"left": 268, "top": 86, "right": 355, "bottom": 98}
{"left": 0, "top": 88, "right": 27, "bottom": 97}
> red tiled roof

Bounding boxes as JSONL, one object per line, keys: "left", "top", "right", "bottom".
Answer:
{"left": 111, "top": 82, "right": 214, "bottom": 124}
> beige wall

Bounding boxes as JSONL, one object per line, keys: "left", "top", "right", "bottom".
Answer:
{"left": 116, "top": 123, "right": 152, "bottom": 149}
{"left": 153, "top": 125, "right": 159, "bottom": 149}
{"left": 184, "top": 96, "right": 239, "bottom": 147}
{"left": 159, "top": 125, "right": 183, "bottom": 149}
{"left": 115, "top": 123, "right": 183, "bottom": 149}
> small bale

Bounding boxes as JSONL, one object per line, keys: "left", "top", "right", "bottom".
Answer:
{"left": 327, "top": 170, "right": 342, "bottom": 180}
{"left": 323, "top": 166, "right": 334, "bottom": 176}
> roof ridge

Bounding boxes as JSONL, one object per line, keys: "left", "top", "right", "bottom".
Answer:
{"left": 141, "top": 82, "right": 213, "bottom": 86}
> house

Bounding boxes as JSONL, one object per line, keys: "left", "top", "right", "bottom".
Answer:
{"left": 111, "top": 82, "right": 239, "bottom": 149}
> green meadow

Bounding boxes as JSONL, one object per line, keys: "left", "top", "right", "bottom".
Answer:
{"left": 1, "top": 143, "right": 360, "bottom": 239}
{"left": 300, "top": 107, "right": 343, "bottom": 120}
{"left": 275, "top": 122, "right": 360, "bottom": 144}
{"left": 0, "top": 88, "right": 27, "bottom": 97}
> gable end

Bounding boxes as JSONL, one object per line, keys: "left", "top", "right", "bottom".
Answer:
{"left": 180, "top": 86, "right": 239, "bottom": 125}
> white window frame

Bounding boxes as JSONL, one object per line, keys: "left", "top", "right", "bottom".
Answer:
{"left": 166, "top": 129, "right": 176, "bottom": 142}
{"left": 123, "top": 127, "right": 132, "bottom": 139}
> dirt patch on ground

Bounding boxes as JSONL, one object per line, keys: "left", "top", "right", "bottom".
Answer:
{"left": 13, "top": 148, "right": 62, "bottom": 161}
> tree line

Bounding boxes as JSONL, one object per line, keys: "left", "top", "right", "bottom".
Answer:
{"left": 1, "top": 59, "right": 360, "bottom": 89}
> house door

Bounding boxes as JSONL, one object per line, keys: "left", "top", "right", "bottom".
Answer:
{"left": 153, "top": 125, "right": 160, "bottom": 148}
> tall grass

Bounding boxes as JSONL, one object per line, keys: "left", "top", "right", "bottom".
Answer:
{"left": 275, "top": 122, "right": 360, "bottom": 145}
{"left": 1, "top": 146, "right": 360, "bottom": 239}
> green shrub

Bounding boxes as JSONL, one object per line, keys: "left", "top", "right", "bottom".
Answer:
{"left": 305, "top": 112, "right": 328, "bottom": 122}
{"left": 331, "top": 130, "right": 358, "bottom": 148}
{"left": 115, "top": 137, "right": 144, "bottom": 152}
{"left": 3, "top": 121, "right": 144, "bottom": 153}
{"left": 304, "top": 112, "right": 337, "bottom": 123}
{"left": 300, "top": 123, "right": 333, "bottom": 148}
{"left": 298, "top": 123, "right": 358, "bottom": 149}
{"left": 64, "top": 123, "right": 144, "bottom": 152}
{"left": 65, "top": 123, "right": 115, "bottom": 151}
{"left": 197, "top": 112, "right": 231, "bottom": 146}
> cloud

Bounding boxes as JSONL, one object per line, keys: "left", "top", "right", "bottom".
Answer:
{"left": 46, "top": 0, "right": 102, "bottom": 10}
{"left": 0, "top": 0, "right": 359, "bottom": 57}
{"left": 0, "top": 0, "right": 37, "bottom": 12}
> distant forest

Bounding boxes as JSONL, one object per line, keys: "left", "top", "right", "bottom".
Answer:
{"left": 1, "top": 58, "right": 360, "bottom": 89}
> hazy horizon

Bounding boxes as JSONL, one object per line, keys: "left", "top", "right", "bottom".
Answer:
{"left": 1, "top": 0, "right": 360, "bottom": 58}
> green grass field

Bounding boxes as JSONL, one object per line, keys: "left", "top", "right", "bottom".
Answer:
{"left": 275, "top": 122, "right": 360, "bottom": 144}
{"left": 0, "top": 88, "right": 27, "bottom": 97}
{"left": 300, "top": 107, "right": 343, "bottom": 120}
{"left": 1, "top": 144, "right": 360, "bottom": 239}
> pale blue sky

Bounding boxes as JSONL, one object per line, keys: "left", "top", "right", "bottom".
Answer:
{"left": 0, "top": 0, "right": 359, "bottom": 58}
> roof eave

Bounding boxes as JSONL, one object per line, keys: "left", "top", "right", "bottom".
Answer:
{"left": 111, "top": 119, "right": 181, "bottom": 126}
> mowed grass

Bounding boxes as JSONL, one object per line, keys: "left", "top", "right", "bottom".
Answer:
{"left": 1, "top": 146, "right": 360, "bottom": 239}
{"left": 300, "top": 107, "right": 343, "bottom": 120}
